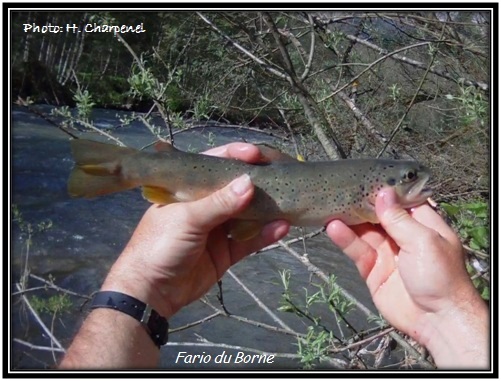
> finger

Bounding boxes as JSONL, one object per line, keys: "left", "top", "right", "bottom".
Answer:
{"left": 326, "top": 220, "right": 378, "bottom": 280}
{"left": 409, "top": 203, "right": 461, "bottom": 247}
{"left": 376, "top": 188, "right": 439, "bottom": 250}
{"left": 351, "top": 223, "right": 388, "bottom": 250}
{"left": 203, "top": 143, "right": 262, "bottom": 163}
{"left": 229, "top": 220, "right": 290, "bottom": 264}
{"left": 185, "top": 174, "right": 255, "bottom": 232}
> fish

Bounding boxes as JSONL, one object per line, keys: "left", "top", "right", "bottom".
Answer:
{"left": 68, "top": 139, "right": 432, "bottom": 240}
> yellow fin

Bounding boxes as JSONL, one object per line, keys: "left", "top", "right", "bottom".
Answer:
{"left": 142, "top": 186, "right": 178, "bottom": 205}
{"left": 354, "top": 205, "right": 379, "bottom": 224}
{"left": 68, "top": 168, "right": 131, "bottom": 198}
{"left": 230, "top": 220, "right": 263, "bottom": 241}
{"left": 80, "top": 164, "right": 114, "bottom": 176}
{"left": 255, "top": 144, "right": 298, "bottom": 163}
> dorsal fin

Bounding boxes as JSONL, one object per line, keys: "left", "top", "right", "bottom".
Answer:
{"left": 154, "top": 141, "right": 176, "bottom": 152}
{"left": 255, "top": 144, "right": 299, "bottom": 163}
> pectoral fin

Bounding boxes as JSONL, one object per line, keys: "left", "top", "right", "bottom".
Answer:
{"left": 229, "top": 220, "right": 263, "bottom": 241}
{"left": 142, "top": 186, "right": 179, "bottom": 205}
{"left": 354, "top": 201, "right": 379, "bottom": 224}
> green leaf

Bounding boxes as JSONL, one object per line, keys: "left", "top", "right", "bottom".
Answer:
{"left": 277, "top": 305, "right": 295, "bottom": 313}
{"left": 469, "top": 240, "right": 481, "bottom": 250}
{"left": 463, "top": 202, "right": 488, "bottom": 218}
{"left": 441, "top": 203, "right": 460, "bottom": 218}
{"left": 468, "top": 226, "right": 489, "bottom": 249}
{"left": 481, "top": 287, "right": 490, "bottom": 301}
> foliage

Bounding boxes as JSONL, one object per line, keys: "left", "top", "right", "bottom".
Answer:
{"left": 296, "top": 326, "right": 334, "bottom": 369}
{"left": 278, "top": 270, "right": 354, "bottom": 368}
{"left": 128, "top": 61, "right": 159, "bottom": 100}
{"left": 441, "top": 200, "right": 490, "bottom": 300}
{"left": 30, "top": 293, "right": 73, "bottom": 315}
{"left": 445, "top": 85, "right": 488, "bottom": 128}
{"left": 441, "top": 200, "right": 489, "bottom": 252}
{"left": 73, "top": 89, "right": 96, "bottom": 120}
{"left": 12, "top": 204, "right": 53, "bottom": 236}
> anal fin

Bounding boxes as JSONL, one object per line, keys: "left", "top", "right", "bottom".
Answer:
{"left": 142, "top": 186, "right": 178, "bottom": 205}
{"left": 229, "top": 220, "right": 263, "bottom": 241}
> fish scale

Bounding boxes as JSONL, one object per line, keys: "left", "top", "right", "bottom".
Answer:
{"left": 68, "top": 139, "right": 432, "bottom": 240}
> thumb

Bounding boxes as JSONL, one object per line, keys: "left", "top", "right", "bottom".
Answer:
{"left": 375, "top": 187, "right": 431, "bottom": 250}
{"left": 186, "top": 174, "right": 255, "bottom": 232}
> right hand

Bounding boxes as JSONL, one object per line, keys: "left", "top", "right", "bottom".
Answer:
{"left": 326, "top": 188, "right": 488, "bottom": 368}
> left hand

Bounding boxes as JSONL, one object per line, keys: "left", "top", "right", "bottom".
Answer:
{"left": 102, "top": 143, "right": 290, "bottom": 318}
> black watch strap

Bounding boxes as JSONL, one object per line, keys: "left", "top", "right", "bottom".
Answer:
{"left": 91, "top": 291, "right": 169, "bottom": 347}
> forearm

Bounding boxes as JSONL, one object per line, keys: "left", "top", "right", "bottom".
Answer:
{"left": 60, "top": 256, "right": 168, "bottom": 369}
{"left": 415, "top": 287, "right": 490, "bottom": 369}
{"left": 59, "top": 308, "right": 159, "bottom": 369}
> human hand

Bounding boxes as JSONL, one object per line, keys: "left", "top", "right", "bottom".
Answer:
{"left": 326, "top": 188, "right": 489, "bottom": 368}
{"left": 101, "top": 143, "right": 289, "bottom": 318}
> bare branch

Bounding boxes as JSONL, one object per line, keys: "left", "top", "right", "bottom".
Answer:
{"left": 13, "top": 338, "right": 66, "bottom": 353}
{"left": 227, "top": 269, "right": 295, "bottom": 333}
{"left": 196, "top": 12, "right": 289, "bottom": 81}
{"left": 169, "top": 311, "right": 222, "bottom": 333}
{"left": 29, "top": 274, "right": 92, "bottom": 300}
{"left": 15, "top": 283, "right": 66, "bottom": 353}
{"left": 318, "top": 40, "right": 432, "bottom": 103}
{"left": 302, "top": 14, "right": 316, "bottom": 81}
{"left": 313, "top": 16, "right": 488, "bottom": 92}
{"left": 201, "top": 299, "right": 305, "bottom": 338}
{"left": 377, "top": 23, "right": 445, "bottom": 158}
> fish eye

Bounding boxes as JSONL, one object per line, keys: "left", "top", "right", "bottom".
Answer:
{"left": 403, "top": 170, "right": 417, "bottom": 181}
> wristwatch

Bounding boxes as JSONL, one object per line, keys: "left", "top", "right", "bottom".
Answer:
{"left": 91, "top": 291, "right": 169, "bottom": 347}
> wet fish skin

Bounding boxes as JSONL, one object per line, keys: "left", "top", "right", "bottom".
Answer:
{"left": 68, "top": 140, "right": 432, "bottom": 239}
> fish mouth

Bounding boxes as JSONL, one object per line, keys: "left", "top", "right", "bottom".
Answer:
{"left": 405, "top": 173, "right": 433, "bottom": 205}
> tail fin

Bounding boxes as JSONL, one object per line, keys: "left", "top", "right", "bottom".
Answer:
{"left": 68, "top": 140, "right": 137, "bottom": 198}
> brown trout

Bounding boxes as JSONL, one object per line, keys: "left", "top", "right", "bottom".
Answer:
{"left": 68, "top": 139, "right": 432, "bottom": 240}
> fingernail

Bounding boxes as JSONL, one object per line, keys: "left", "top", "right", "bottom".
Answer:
{"left": 235, "top": 145, "right": 252, "bottom": 152}
{"left": 205, "top": 146, "right": 227, "bottom": 156}
{"left": 230, "top": 174, "right": 252, "bottom": 196}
